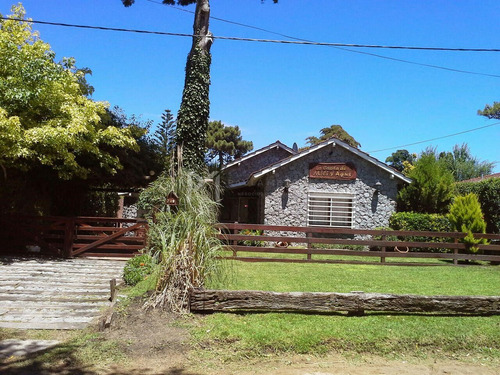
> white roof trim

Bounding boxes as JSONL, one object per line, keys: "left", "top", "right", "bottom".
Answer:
{"left": 226, "top": 181, "right": 248, "bottom": 189}
{"left": 245, "top": 138, "right": 411, "bottom": 186}
{"left": 223, "top": 140, "right": 296, "bottom": 170}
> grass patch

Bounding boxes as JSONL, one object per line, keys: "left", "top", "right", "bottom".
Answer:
{"left": 196, "top": 261, "right": 500, "bottom": 363}
{"left": 193, "top": 313, "right": 500, "bottom": 362}
{"left": 0, "top": 330, "right": 127, "bottom": 373}
{"left": 210, "top": 261, "right": 500, "bottom": 295}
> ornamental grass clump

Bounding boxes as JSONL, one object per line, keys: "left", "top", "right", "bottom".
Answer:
{"left": 448, "top": 193, "right": 488, "bottom": 253}
{"left": 139, "top": 169, "right": 225, "bottom": 312}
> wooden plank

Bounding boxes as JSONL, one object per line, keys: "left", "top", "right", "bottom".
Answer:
{"left": 71, "top": 222, "right": 143, "bottom": 256}
{"left": 217, "top": 223, "right": 500, "bottom": 241}
{"left": 75, "top": 234, "right": 145, "bottom": 242}
{"left": 75, "top": 217, "right": 147, "bottom": 224}
{"left": 77, "top": 252, "right": 138, "bottom": 258}
{"left": 221, "top": 235, "right": 468, "bottom": 250}
{"left": 223, "top": 246, "right": 500, "bottom": 262}
{"left": 190, "top": 289, "right": 500, "bottom": 315}
{"left": 72, "top": 244, "right": 144, "bottom": 250}
{"left": 0, "top": 322, "right": 90, "bottom": 330}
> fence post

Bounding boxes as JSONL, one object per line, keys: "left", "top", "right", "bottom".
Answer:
{"left": 232, "top": 227, "right": 238, "bottom": 257}
{"left": 453, "top": 238, "right": 459, "bottom": 266}
{"left": 380, "top": 235, "right": 386, "bottom": 263}
{"left": 306, "top": 232, "right": 312, "bottom": 261}
{"left": 63, "top": 217, "right": 75, "bottom": 258}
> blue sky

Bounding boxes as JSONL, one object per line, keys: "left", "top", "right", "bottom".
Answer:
{"left": 2, "top": 0, "right": 499, "bottom": 172}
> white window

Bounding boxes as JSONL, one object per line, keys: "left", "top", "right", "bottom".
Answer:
{"left": 307, "top": 192, "right": 354, "bottom": 228}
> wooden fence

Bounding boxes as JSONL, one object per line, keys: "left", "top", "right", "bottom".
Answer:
{"left": 0, "top": 215, "right": 147, "bottom": 258}
{"left": 216, "top": 223, "right": 500, "bottom": 266}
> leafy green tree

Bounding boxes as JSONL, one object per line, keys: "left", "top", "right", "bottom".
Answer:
{"left": 398, "top": 153, "right": 455, "bottom": 214}
{"left": 385, "top": 150, "right": 415, "bottom": 172}
{"left": 0, "top": 105, "right": 160, "bottom": 216}
{"left": 97, "top": 106, "right": 162, "bottom": 188}
{"left": 478, "top": 102, "right": 500, "bottom": 119}
{"left": 0, "top": 5, "right": 138, "bottom": 179}
{"left": 448, "top": 193, "right": 488, "bottom": 253}
{"left": 306, "top": 125, "right": 361, "bottom": 148}
{"left": 205, "top": 120, "right": 253, "bottom": 169}
{"left": 438, "top": 144, "right": 494, "bottom": 182}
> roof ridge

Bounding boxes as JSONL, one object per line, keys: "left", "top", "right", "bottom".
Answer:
{"left": 222, "top": 140, "right": 296, "bottom": 169}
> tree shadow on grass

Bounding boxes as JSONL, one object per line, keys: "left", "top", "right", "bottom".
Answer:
{"left": 0, "top": 343, "right": 202, "bottom": 375}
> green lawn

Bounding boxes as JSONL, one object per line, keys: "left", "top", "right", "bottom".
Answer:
{"left": 211, "top": 260, "right": 500, "bottom": 295}
{"left": 193, "top": 260, "right": 500, "bottom": 362}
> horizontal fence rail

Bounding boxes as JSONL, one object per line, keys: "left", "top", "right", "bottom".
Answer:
{"left": 0, "top": 215, "right": 147, "bottom": 258}
{"left": 215, "top": 223, "right": 500, "bottom": 266}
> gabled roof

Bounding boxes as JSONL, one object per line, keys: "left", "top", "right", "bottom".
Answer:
{"left": 223, "top": 140, "right": 296, "bottom": 170}
{"left": 227, "top": 138, "right": 411, "bottom": 188}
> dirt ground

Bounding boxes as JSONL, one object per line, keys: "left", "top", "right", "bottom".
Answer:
{"left": 97, "top": 299, "right": 500, "bottom": 375}
{"left": 1, "top": 298, "right": 498, "bottom": 375}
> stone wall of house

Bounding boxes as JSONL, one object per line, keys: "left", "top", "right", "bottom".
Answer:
{"left": 122, "top": 204, "right": 138, "bottom": 219}
{"left": 225, "top": 147, "right": 293, "bottom": 186}
{"left": 263, "top": 144, "right": 399, "bottom": 230}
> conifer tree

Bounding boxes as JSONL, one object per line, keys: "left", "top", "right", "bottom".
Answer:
{"left": 153, "top": 109, "right": 176, "bottom": 168}
{"left": 448, "top": 193, "right": 488, "bottom": 253}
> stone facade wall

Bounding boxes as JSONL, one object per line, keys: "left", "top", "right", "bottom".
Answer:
{"left": 122, "top": 204, "right": 138, "bottom": 219}
{"left": 263, "top": 144, "right": 398, "bottom": 230}
{"left": 225, "top": 147, "right": 293, "bottom": 186}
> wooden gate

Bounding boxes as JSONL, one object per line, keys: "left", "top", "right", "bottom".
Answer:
{"left": 0, "top": 215, "right": 148, "bottom": 258}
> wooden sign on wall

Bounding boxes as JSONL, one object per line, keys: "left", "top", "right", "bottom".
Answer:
{"left": 309, "top": 163, "right": 357, "bottom": 180}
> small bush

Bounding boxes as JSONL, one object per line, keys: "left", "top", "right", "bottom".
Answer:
{"left": 123, "top": 253, "right": 156, "bottom": 286}
{"left": 238, "top": 229, "right": 264, "bottom": 246}
{"left": 448, "top": 193, "right": 488, "bottom": 253}
{"left": 389, "top": 212, "right": 452, "bottom": 252}
{"left": 390, "top": 212, "right": 452, "bottom": 232}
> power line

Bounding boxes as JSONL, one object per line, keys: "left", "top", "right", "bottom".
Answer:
{"left": 367, "top": 121, "right": 500, "bottom": 154}
{"left": 147, "top": 0, "right": 500, "bottom": 78}
{"left": 2, "top": 16, "right": 499, "bottom": 52}
{"left": 3, "top": 15, "right": 498, "bottom": 78}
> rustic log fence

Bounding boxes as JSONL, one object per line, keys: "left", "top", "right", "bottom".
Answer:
{"left": 0, "top": 215, "right": 147, "bottom": 258}
{"left": 189, "top": 289, "right": 500, "bottom": 315}
{"left": 216, "top": 223, "right": 500, "bottom": 266}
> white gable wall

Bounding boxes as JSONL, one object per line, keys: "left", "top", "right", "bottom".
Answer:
{"left": 262, "top": 144, "right": 398, "bottom": 229}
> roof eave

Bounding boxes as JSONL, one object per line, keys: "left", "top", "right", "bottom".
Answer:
{"left": 247, "top": 138, "right": 412, "bottom": 184}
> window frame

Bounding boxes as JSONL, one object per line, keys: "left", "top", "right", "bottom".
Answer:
{"left": 307, "top": 191, "right": 355, "bottom": 228}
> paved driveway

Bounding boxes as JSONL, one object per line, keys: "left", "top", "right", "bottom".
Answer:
{"left": 0, "top": 257, "right": 124, "bottom": 330}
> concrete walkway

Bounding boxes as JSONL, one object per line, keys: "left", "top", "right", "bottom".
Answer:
{"left": 0, "top": 257, "right": 125, "bottom": 330}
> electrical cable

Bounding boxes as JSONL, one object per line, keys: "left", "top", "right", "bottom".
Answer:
{"left": 1, "top": 16, "right": 499, "bottom": 52}
{"left": 145, "top": 0, "right": 500, "bottom": 78}
{"left": 367, "top": 121, "right": 500, "bottom": 153}
{"left": 3, "top": 14, "right": 499, "bottom": 78}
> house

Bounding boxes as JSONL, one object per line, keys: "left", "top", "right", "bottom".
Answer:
{"left": 220, "top": 138, "right": 411, "bottom": 229}
{"left": 459, "top": 173, "right": 500, "bottom": 183}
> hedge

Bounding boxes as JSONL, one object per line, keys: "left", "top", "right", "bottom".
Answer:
{"left": 389, "top": 212, "right": 452, "bottom": 252}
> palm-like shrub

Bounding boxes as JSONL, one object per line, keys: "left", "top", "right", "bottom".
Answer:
{"left": 139, "top": 168, "right": 225, "bottom": 312}
{"left": 448, "top": 193, "right": 488, "bottom": 253}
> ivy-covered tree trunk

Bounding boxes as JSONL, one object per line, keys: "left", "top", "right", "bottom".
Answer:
{"left": 175, "top": 0, "right": 212, "bottom": 171}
